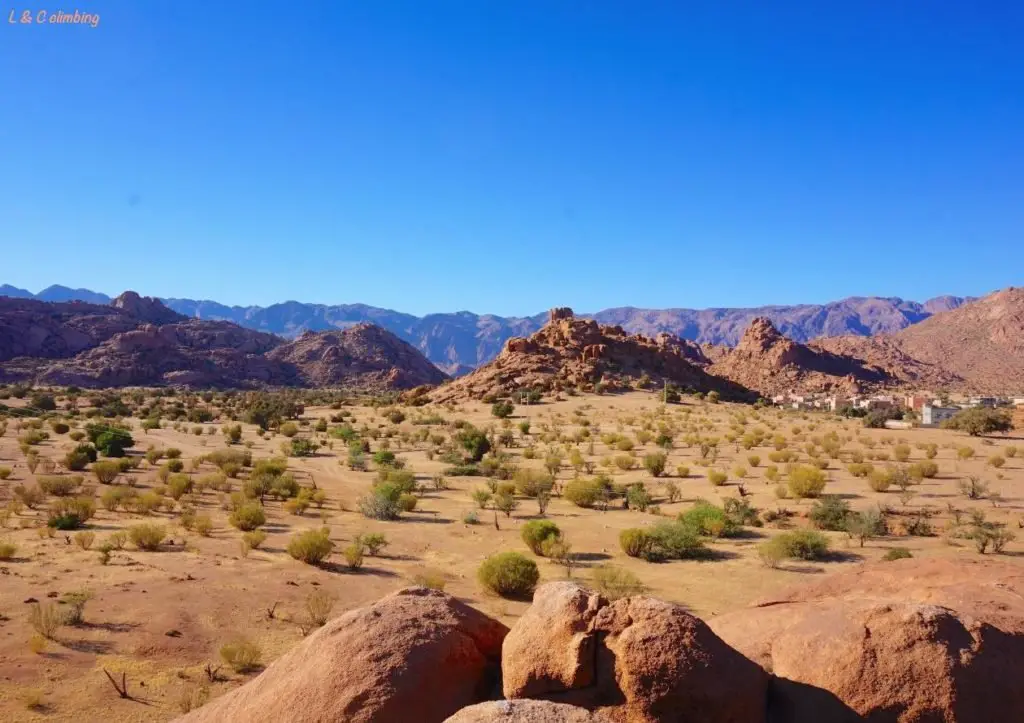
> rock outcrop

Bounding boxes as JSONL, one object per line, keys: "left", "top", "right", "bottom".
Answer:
{"left": 266, "top": 323, "right": 448, "bottom": 389}
{"left": 710, "top": 558, "right": 1024, "bottom": 723}
{"left": 431, "top": 308, "right": 754, "bottom": 403}
{"left": 709, "top": 317, "right": 894, "bottom": 396}
{"left": 445, "top": 700, "right": 610, "bottom": 722}
{"left": 502, "top": 582, "right": 768, "bottom": 723}
{"left": 175, "top": 587, "right": 508, "bottom": 723}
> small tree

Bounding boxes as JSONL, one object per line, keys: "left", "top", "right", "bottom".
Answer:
{"left": 943, "top": 407, "right": 1013, "bottom": 437}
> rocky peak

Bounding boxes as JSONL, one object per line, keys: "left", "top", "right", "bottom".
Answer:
{"left": 111, "top": 290, "right": 182, "bottom": 325}
{"left": 736, "top": 316, "right": 787, "bottom": 353}
{"left": 548, "top": 307, "right": 574, "bottom": 323}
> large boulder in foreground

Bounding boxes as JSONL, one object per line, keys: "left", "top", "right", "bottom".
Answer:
{"left": 710, "top": 558, "right": 1024, "bottom": 723}
{"left": 446, "top": 700, "right": 611, "bottom": 722}
{"left": 502, "top": 582, "right": 768, "bottom": 723}
{"left": 175, "top": 587, "right": 508, "bottom": 723}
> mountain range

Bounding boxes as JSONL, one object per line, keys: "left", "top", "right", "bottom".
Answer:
{"left": 0, "top": 284, "right": 973, "bottom": 374}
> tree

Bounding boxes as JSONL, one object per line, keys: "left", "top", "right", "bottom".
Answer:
{"left": 943, "top": 407, "right": 1013, "bottom": 437}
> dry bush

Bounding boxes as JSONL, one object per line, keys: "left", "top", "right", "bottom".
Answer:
{"left": 299, "top": 589, "right": 336, "bottom": 634}
{"left": 287, "top": 528, "right": 334, "bottom": 565}
{"left": 129, "top": 523, "right": 166, "bottom": 551}
{"left": 29, "top": 602, "right": 64, "bottom": 639}
{"left": 591, "top": 564, "right": 644, "bottom": 600}
{"left": 219, "top": 637, "right": 262, "bottom": 673}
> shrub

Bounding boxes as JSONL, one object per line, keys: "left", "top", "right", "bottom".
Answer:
{"left": 397, "top": 493, "right": 418, "bottom": 512}
{"left": 411, "top": 568, "right": 448, "bottom": 590}
{"left": 491, "top": 401, "right": 515, "bottom": 419}
{"left": 757, "top": 538, "right": 787, "bottom": 568}
{"left": 643, "top": 452, "right": 667, "bottom": 477}
{"left": 29, "top": 602, "right": 64, "bottom": 639}
{"left": 647, "top": 520, "right": 706, "bottom": 560}
{"left": 883, "top": 547, "right": 913, "bottom": 561}
{"left": 91, "top": 461, "right": 120, "bottom": 485}
{"left": 37, "top": 475, "right": 81, "bottom": 497}
{"left": 513, "top": 468, "right": 554, "bottom": 498}
{"left": 242, "top": 530, "right": 267, "bottom": 551}
{"left": 63, "top": 445, "right": 95, "bottom": 471}
{"left": 107, "top": 530, "right": 128, "bottom": 550}
{"left": 301, "top": 589, "right": 336, "bottom": 633}
{"left": 0, "top": 466, "right": 11, "bottom": 480}
{"left": 846, "top": 507, "right": 886, "bottom": 546}
{"left": 521, "top": 520, "right": 561, "bottom": 555}
{"left": 809, "top": 496, "right": 851, "bottom": 531}
{"left": 477, "top": 552, "right": 539, "bottom": 597}
{"left": 342, "top": 542, "right": 364, "bottom": 570}
{"left": 707, "top": 469, "right": 728, "bottom": 486}
{"left": 591, "top": 564, "right": 644, "bottom": 600}
{"left": 770, "top": 529, "right": 830, "bottom": 560}
{"left": 220, "top": 637, "right": 262, "bottom": 673}
{"left": 0, "top": 539, "right": 16, "bottom": 559}
{"left": 678, "top": 500, "right": 738, "bottom": 538}
{"left": 287, "top": 528, "right": 334, "bottom": 564}
{"left": 47, "top": 496, "right": 96, "bottom": 529}
{"left": 942, "top": 407, "right": 1013, "bottom": 436}
{"left": 61, "top": 590, "right": 93, "bottom": 625}
{"left": 73, "top": 530, "right": 95, "bottom": 550}
{"left": 619, "top": 528, "right": 653, "bottom": 558}
{"left": 357, "top": 532, "right": 389, "bottom": 555}
{"left": 564, "top": 478, "right": 602, "bottom": 508}
{"left": 787, "top": 465, "right": 827, "bottom": 498}
{"left": 358, "top": 488, "right": 402, "bottom": 520}
{"left": 908, "top": 461, "right": 939, "bottom": 480}
{"left": 129, "top": 523, "right": 166, "bottom": 550}
{"left": 626, "top": 483, "right": 652, "bottom": 512}
{"left": 93, "top": 427, "right": 134, "bottom": 457}
{"left": 167, "top": 473, "right": 193, "bottom": 500}
{"left": 229, "top": 502, "right": 267, "bottom": 531}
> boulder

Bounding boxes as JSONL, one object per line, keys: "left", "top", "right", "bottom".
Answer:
{"left": 174, "top": 587, "right": 508, "bottom": 723}
{"left": 502, "top": 582, "right": 768, "bottom": 723}
{"left": 446, "top": 700, "right": 611, "bottom": 722}
{"left": 710, "top": 558, "right": 1024, "bottom": 723}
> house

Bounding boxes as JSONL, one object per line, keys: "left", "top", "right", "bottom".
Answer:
{"left": 905, "top": 395, "right": 929, "bottom": 412}
{"left": 968, "top": 397, "right": 998, "bottom": 408}
{"left": 921, "top": 405, "right": 960, "bottom": 427}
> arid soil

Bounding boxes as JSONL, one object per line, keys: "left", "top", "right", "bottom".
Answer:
{"left": 0, "top": 390, "right": 1022, "bottom": 721}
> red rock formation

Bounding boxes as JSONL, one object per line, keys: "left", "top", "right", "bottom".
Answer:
{"left": 431, "top": 308, "right": 753, "bottom": 403}
{"left": 175, "top": 588, "right": 508, "bottom": 723}
{"left": 710, "top": 558, "right": 1024, "bottom": 723}
{"left": 501, "top": 582, "right": 768, "bottom": 723}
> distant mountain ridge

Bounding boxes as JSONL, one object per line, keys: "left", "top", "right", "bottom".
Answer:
{"left": 0, "top": 283, "right": 973, "bottom": 373}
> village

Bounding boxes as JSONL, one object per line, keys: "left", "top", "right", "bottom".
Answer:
{"left": 770, "top": 390, "right": 1024, "bottom": 428}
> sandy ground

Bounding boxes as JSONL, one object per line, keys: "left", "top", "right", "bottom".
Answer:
{"left": 0, "top": 390, "right": 1022, "bottom": 721}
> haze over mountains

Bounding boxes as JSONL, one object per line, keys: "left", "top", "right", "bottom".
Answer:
{"left": 0, "top": 283, "right": 972, "bottom": 374}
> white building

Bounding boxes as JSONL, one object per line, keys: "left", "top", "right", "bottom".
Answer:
{"left": 921, "top": 404, "right": 959, "bottom": 427}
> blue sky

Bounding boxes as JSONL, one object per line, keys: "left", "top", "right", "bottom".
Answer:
{"left": 1, "top": 2, "right": 1021, "bottom": 316}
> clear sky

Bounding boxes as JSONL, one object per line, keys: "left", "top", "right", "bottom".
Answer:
{"left": 1, "top": 2, "right": 1021, "bottom": 316}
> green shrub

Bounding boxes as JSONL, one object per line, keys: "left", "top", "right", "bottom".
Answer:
{"left": 521, "top": 520, "right": 561, "bottom": 555}
{"left": 707, "top": 469, "right": 728, "bottom": 486}
{"left": 809, "top": 496, "right": 851, "bottom": 531}
{"left": 678, "top": 500, "right": 737, "bottom": 538}
{"left": 647, "top": 520, "right": 706, "bottom": 560}
{"left": 342, "top": 542, "right": 364, "bottom": 570}
{"left": 477, "top": 552, "right": 539, "bottom": 597}
{"left": 241, "top": 530, "right": 267, "bottom": 551}
{"left": 513, "top": 468, "right": 554, "bottom": 498}
{"left": 287, "top": 528, "right": 334, "bottom": 565}
{"left": 491, "top": 401, "right": 515, "bottom": 419}
{"left": 358, "top": 488, "right": 402, "bottom": 520}
{"left": 0, "top": 539, "right": 17, "bottom": 560}
{"left": 129, "top": 523, "right": 166, "bottom": 551}
{"left": 766, "top": 529, "right": 830, "bottom": 561}
{"left": 397, "top": 493, "right": 418, "bottom": 512}
{"left": 357, "top": 532, "right": 388, "bottom": 555}
{"left": 229, "top": 502, "right": 266, "bottom": 531}
{"left": 643, "top": 452, "right": 667, "bottom": 477}
{"left": 167, "top": 473, "right": 193, "bottom": 500}
{"left": 564, "top": 478, "right": 602, "bottom": 508}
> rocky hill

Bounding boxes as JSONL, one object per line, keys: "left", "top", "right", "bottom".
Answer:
{"left": 431, "top": 308, "right": 754, "bottom": 403}
{"left": 175, "top": 559, "right": 1024, "bottom": 723}
{"left": 0, "top": 292, "right": 445, "bottom": 390}
{"left": 1, "top": 283, "right": 972, "bottom": 372}
{"left": 267, "top": 324, "right": 448, "bottom": 389}
{"left": 707, "top": 317, "right": 897, "bottom": 396}
{"left": 814, "top": 288, "right": 1024, "bottom": 394}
